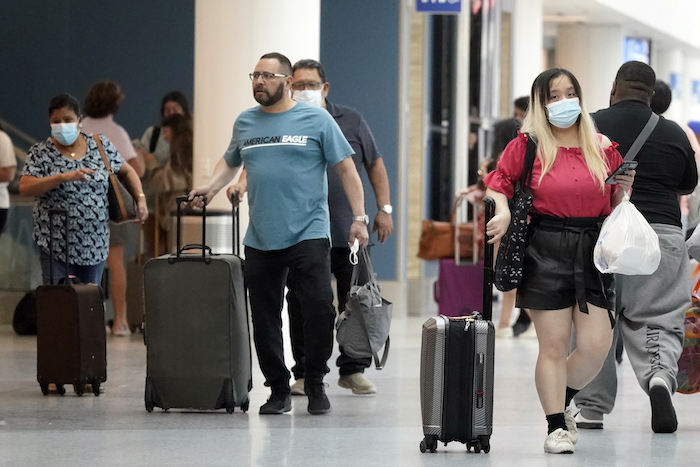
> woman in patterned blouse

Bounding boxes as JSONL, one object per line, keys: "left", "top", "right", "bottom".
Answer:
{"left": 19, "top": 94, "right": 148, "bottom": 285}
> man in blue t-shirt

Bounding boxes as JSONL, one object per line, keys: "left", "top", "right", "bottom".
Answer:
{"left": 189, "top": 53, "right": 369, "bottom": 416}
{"left": 230, "top": 59, "right": 394, "bottom": 397}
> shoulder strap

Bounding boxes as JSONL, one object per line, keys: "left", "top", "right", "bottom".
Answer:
{"left": 149, "top": 126, "right": 161, "bottom": 153}
{"left": 94, "top": 135, "right": 113, "bottom": 172}
{"left": 624, "top": 112, "right": 659, "bottom": 161}
{"left": 518, "top": 134, "right": 537, "bottom": 192}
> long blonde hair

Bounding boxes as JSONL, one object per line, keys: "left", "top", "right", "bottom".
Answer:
{"left": 520, "top": 68, "right": 610, "bottom": 191}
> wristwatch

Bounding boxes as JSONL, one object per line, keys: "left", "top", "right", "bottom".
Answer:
{"left": 379, "top": 204, "right": 393, "bottom": 214}
{"left": 353, "top": 215, "right": 369, "bottom": 225}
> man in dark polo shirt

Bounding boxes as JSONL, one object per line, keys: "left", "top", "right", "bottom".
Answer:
{"left": 231, "top": 59, "right": 393, "bottom": 396}
{"left": 573, "top": 61, "right": 697, "bottom": 434}
{"left": 288, "top": 59, "right": 393, "bottom": 396}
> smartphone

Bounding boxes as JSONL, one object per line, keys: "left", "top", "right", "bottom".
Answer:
{"left": 605, "top": 160, "right": 638, "bottom": 185}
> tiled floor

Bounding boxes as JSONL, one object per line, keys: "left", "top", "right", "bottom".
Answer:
{"left": 0, "top": 316, "right": 696, "bottom": 467}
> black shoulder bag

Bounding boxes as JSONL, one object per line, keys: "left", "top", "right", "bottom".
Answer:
{"left": 494, "top": 135, "right": 537, "bottom": 292}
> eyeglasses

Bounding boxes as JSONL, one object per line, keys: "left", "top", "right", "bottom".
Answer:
{"left": 249, "top": 71, "right": 288, "bottom": 81}
{"left": 291, "top": 81, "right": 323, "bottom": 91}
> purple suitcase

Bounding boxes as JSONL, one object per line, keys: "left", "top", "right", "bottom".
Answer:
{"left": 434, "top": 259, "right": 485, "bottom": 317}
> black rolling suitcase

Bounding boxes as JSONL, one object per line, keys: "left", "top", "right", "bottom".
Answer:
{"left": 36, "top": 209, "right": 107, "bottom": 396}
{"left": 144, "top": 196, "right": 251, "bottom": 413}
{"left": 419, "top": 196, "right": 496, "bottom": 453}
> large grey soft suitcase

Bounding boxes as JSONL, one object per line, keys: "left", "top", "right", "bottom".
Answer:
{"left": 419, "top": 197, "right": 495, "bottom": 453}
{"left": 144, "top": 196, "right": 251, "bottom": 413}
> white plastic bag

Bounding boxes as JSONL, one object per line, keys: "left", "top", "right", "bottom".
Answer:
{"left": 594, "top": 193, "right": 660, "bottom": 275}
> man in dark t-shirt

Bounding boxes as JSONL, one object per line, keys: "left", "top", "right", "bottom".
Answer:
{"left": 573, "top": 61, "right": 697, "bottom": 434}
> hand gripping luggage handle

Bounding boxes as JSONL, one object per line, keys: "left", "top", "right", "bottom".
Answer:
{"left": 175, "top": 195, "right": 206, "bottom": 261}
{"left": 481, "top": 196, "right": 496, "bottom": 321}
{"left": 48, "top": 209, "right": 71, "bottom": 285}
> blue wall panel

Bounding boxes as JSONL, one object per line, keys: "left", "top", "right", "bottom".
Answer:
{"left": 320, "top": 0, "right": 400, "bottom": 280}
{"left": 0, "top": 0, "right": 194, "bottom": 143}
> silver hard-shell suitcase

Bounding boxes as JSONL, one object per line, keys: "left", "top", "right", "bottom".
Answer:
{"left": 419, "top": 196, "right": 496, "bottom": 453}
{"left": 144, "top": 196, "right": 251, "bottom": 413}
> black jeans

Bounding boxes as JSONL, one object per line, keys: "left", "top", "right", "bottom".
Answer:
{"left": 288, "top": 246, "right": 372, "bottom": 379}
{"left": 0, "top": 209, "right": 7, "bottom": 236}
{"left": 245, "top": 239, "right": 335, "bottom": 394}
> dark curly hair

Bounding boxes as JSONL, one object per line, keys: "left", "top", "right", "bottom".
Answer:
{"left": 84, "top": 80, "right": 124, "bottom": 118}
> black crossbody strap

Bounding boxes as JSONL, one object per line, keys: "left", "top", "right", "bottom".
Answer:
{"left": 516, "top": 134, "right": 538, "bottom": 193}
{"left": 624, "top": 112, "right": 659, "bottom": 161}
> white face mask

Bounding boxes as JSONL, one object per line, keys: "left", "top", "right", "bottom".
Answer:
{"left": 293, "top": 89, "right": 324, "bottom": 107}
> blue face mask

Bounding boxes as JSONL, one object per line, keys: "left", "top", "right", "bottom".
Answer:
{"left": 51, "top": 122, "right": 80, "bottom": 146}
{"left": 546, "top": 97, "right": 581, "bottom": 129}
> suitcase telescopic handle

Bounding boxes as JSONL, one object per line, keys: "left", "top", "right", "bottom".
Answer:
{"left": 230, "top": 191, "right": 240, "bottom": 257}
{"left": 47, "top": 209, "right": 70, "bottom": 285}
{"left": 482, "top": 196, "right": 496, "bottom": 321}
{"left": 175, "top": 195, "right": 206, "bottom": 260}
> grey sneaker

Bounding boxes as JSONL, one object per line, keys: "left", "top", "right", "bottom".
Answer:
{"left": 290, "top": 378, "right": 305, "bottom": 396}
{"left": 338, "top": 372, "right": 376, "bottom": 395}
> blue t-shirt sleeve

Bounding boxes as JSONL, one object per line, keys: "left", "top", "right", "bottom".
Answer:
{"left": 320, "top": 111, "right": 354, "bottom": 166}
{"left": 223, "top": 119, "right": 243, "bottom": 167}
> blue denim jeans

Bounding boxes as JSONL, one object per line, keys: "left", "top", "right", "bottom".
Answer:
{"left": 39, "top": 250, "right": 105, "bottom": 285}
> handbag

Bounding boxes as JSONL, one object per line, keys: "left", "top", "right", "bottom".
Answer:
{"left": 678, "top": 265, "right": 700, "bottom": 394}
{"left": 95, "top": 135, "right": 138, "bottom": 224}
{"left": 593, "top": 192, "right": 660, "bottom": 275}
{"left": 417, "top": 191, "right": 483, "bottom": 263}
{"left": 494, "top": 135, "right": 537, "bottom": 292}
{"left": 336, "top": 247, "right": 392, "bottom": 369}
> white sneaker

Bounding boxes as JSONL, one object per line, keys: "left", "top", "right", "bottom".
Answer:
{"left": 574, "top": 410, "right": 604, "bottom": 429}
{"left": 338, "top": 372, "right": 376, "bottom": 394}
{"left": 543, "top": 428, "right": 575, "bottom": 454}
{"left": 564, "top": 409, "right": 579, "bottom": 444}
{"left": 290, "top": 378, "right": 305, "bottom": 396}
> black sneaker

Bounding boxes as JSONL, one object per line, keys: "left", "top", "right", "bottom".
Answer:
{"left": 259, "top": 392, "right": 292, "bottom": 415}
{"left": 305, "top": 380, "right": 331, "bottom": 415}
{"left": 512, "top": 311, "right": 532, "bottom": 337}
{"left": 649, "top": 377, "right": 677, "bottom": 433}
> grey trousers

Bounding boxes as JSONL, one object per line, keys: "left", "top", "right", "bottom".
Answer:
{"left": 574, "top": 224, "right": 690, "bottom": 416}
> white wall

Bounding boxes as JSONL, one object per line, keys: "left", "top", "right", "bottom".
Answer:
{"left": 554, "top": 24, "right": 623, "bottom": 113}
{"left": 193, "top": 0, "right": 320, "bottom": 210}
{"left": 512, "top": 0, "right": 544, "bottom": 101}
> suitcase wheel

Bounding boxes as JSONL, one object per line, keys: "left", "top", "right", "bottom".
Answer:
{"left": 57, "top": 384, "right": 66, "bottom": 396}
{"left": 479, "top": 436, "right": 491, "bottom": 453}
{"left": 74, "top": 384, "right": 84, "bottom": 396}
{"left": 92, "top": 382, "right": 101, "bottom": 397}
{"left": 226, "top": 405, "right": 234, "bottom": 414}
{"left": 419, "top": 436, "right": 437, "bottom": 453}
{"left": 40, "top": 384, "right": 49, "bottom": 396}
{"left": 240, "top": 398, "right": 249, "bottom": 413}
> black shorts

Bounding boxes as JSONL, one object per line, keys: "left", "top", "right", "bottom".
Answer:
{"left": 516, "top": 215, "right": 614, "bottom": 313}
